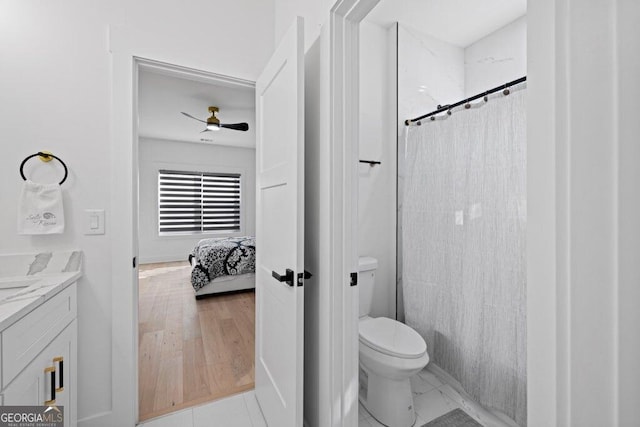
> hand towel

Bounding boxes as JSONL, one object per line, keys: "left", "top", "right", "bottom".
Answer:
{"left": 18, "top": 180, "right": 65, "bottom": 234}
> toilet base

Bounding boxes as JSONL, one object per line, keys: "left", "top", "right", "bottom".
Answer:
{"left": 359, "top": 364, "right": 416, "bottom": 427}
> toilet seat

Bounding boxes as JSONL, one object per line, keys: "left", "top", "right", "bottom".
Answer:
{"left": 359, "top": 317, "right": 427, "bottom": 359}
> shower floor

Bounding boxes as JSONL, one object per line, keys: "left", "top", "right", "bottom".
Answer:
{"left": 358, "top": 366, "right": 520, "bottom": 427}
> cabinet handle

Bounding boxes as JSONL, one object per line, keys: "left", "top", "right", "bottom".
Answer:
{"left": 44, "top": 366, "right": 56, "bottom": 405}
{"left": 53, "top": 357, "right": 64, "bottom": 392}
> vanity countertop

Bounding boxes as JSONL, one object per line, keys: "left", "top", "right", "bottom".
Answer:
{"left": 0, "top": 250, "right": 82, "bottom": 331}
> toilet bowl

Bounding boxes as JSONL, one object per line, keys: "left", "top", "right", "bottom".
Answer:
{"left": 358, "top": 257, "right": 429, "bottom": 427}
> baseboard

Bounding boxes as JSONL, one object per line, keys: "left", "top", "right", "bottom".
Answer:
{"left": 427, "top": 362, "right": 463, "bottom": 391}
{"left": 138, "top": 254, "right": 189, "bottom": 264}
{"left": 427, "top": 363, "right": 520, "bottom": 427}
{"left": 77, "top": 410, "right": 113, "bottom": 427}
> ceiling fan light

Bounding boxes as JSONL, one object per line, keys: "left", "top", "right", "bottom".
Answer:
{"left": 206, "top": 123, "right": 220, "bottom": 131}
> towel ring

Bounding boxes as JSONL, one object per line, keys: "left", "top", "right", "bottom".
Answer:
{"left": 20, "top": 152, "right": 68, "bottom": 185}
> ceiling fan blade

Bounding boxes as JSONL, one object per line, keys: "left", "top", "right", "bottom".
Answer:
{"left": 220, "top": 122, "right": 249, "bottom": 131}
{"left": 181, "top": 112, "right": 207, "bottom": 124}
{"left": 200, "top": 129, "right": 211, "bottom": 133}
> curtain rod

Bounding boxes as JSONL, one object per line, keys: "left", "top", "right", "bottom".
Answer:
{"left": 405, "top": 76, "right": 527, "bottom": 126}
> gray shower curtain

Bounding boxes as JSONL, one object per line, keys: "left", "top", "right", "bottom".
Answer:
{"left": 402, "top": 89, "right": 527, "bottom": 426}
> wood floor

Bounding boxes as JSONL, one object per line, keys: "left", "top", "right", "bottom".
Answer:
{"left": 138, "top": 261, "right": 255, "bottom": 421}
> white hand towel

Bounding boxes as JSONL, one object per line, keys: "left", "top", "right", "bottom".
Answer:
{"left": 18, "top": 180, "right": 65, "bottom": 234}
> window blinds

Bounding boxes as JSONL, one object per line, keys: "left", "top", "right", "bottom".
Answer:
{"left": 158, "top": 169, "right": 241, "bottom": 234}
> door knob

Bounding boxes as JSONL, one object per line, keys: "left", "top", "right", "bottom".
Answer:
{"left": 272, "top": 269, "right": 294, "bottom": 286}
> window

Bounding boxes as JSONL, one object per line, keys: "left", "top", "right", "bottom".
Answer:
{"left": 158, "top": 169, "right": 241, "bottom": 235}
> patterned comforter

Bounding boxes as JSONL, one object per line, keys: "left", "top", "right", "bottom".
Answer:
{"left": 189, "top": 236, "right": 256, "bottom": 291}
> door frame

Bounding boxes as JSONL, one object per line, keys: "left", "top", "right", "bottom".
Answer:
{"left": 135, "top": 61, "right": 255, "bottom": 420}
{"left": 109, "top": 26, "right": 256, "bottom": 426}
{"left": 109, "top": 14, "right": 372, "bottom": 425}
{"left": 332, "top": 1, "right": 559, "bottom": 426}
{"left": 108, "top": 4, "right": 377, "bottom": 423}
{"left": 111, "top": 3, "right": 384, "bottom": 426}
{"left": 327, "top": 0, "right": 379, "bottom": 425}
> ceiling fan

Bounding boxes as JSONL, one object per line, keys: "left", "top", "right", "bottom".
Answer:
{"left": 181, "top": 106, "right": 249, "bottom": 132}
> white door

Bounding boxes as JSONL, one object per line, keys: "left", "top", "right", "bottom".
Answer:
{"left": 254, "top": 16, "right": 305, "bottom": 427}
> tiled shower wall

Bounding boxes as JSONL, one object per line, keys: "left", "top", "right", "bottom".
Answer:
{"left": 396, "top": 17, "right": 526, "bottom": 321}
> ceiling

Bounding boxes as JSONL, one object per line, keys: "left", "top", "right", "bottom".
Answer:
{"left": 365, "top": 0, "right": 527, "bottom": 47}
{"left": 138, "top": 69, "right": 256, "bottom": 148}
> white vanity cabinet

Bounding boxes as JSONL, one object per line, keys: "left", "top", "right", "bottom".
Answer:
{"left": 0, "top": 283, "right": 77, "bottom": 427}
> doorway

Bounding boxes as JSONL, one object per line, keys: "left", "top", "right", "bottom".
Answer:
{"left": 137, "top": 262, "right": 256, "bottom": 420}
{"left": 109, "top": 7, "right": 387, "bottom": 426}
{"left": 357, "top": 1, "right": 527, "bottom": 426}
{"left": 135, "top": 61, "right": 258, "bottom": 421}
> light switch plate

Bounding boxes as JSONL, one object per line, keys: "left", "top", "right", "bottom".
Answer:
{"left": 84, "top": 209, "right": 105, "bottom": 235}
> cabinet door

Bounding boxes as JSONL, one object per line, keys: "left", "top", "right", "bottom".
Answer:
{"left": 0, "top": 360, "right": 43, "bottom": 406}
{"left": 51, "top": 319, "right": 76, "bottom": 427}
{"left": 2, "top": 320, "right": 76, "bottom": 427}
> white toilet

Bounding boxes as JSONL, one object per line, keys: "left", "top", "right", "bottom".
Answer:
{"left": 358, "top": 257, "right": 429, "bottom": 427}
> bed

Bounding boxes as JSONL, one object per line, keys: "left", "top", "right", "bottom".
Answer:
{"left": 189, "top": 236, "right": 256, "bottom": 298}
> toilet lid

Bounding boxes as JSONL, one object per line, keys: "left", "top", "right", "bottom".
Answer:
{"left": 359, "top": 317, "right": 427, "bottom": 359}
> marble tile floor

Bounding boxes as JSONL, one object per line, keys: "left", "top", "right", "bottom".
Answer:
{"left": 359, "top": 367, "right": 517, "bottom": 427}
{"left": 138, "top": 390, "right": 266, "bottom": 427}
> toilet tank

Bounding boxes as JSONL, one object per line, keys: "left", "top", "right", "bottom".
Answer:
{"left": 358, "top": 257, "right": 378, "bottom": 318}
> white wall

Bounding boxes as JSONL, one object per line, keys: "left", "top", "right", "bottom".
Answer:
{"left": 303, "top": 27, "right": 331, "bottom": 427}
{"left": 465, "top": 16, "right": 527, "bottom": 97}
{"left": 138, "top": 137, "right": 256, "bottom": 264}
{"left": 0, "top": 1, "right": 273, "bottom": 424}
{"left": 358, "top": 21, "right": 397, "bottom": 318}
{"left": 526, "top": 2, "right": 557, "bottom": 423}
{"left": 617, "top": 2, "right": 640, "bottom": 423}
{"left": 396, "top": 24, "right": 465, "bottom": 321}
{"left": 274, "top": 0, "right": 334, "bottom": 51}
{"left": 528, "top": 0, "right": 640, "bottom": 425}
{"left": 397, "top": 16, "right": 527, "bottom": 128}
{"left": 398, "top": 25, "right": 465, "bottom": 125}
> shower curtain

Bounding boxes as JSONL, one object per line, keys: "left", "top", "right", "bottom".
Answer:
{"left": 402, "top": 89, "right": 526, "bottom": 426}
